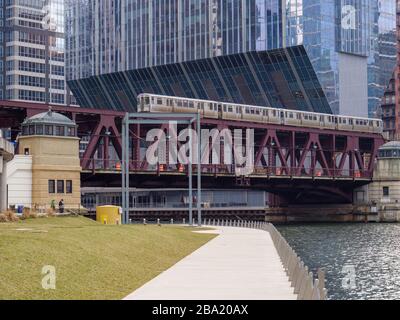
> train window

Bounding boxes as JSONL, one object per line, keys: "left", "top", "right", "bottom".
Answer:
{"left": 144, "top": 97, "right": 150, "bottom": 104}
{"left": 177, "top": 101, "right": 182, "bottom": 107}
{"left": 228, "top": 106, "right": 233, "bottom": 112}
{"left": 313, "top": 116, "right": 317, "bottom": 121}
{"left": 319, "top": 116, "right": 324, "bottom": 122}
{"left": 223, "top": 105, "right": 227, "bottom": 112}
{"left": 157, "top": 98, "right": 163, "bottom": 105}
{"left": 273, "top": 110, "right": 276, "bottom": 117}
{"left": 245, "top": 108, "right": 250, "bottom": 114}
{"left": 189, "top": 101, "right": 194, "bottom": 108}
{"left": 349, "top": 119, "right": 353, "bottom": 125}
{"left": 183, "top": 101, "right": 188, "bottom": 108}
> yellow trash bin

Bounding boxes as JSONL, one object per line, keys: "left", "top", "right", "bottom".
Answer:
{"left": 96, "top": 206, "right": 122, "bottom": 225}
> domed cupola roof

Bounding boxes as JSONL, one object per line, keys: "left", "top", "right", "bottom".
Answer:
{"left": 378, "top": 141, "right": 400, "bottom": 159}
{"left": 23, "top": 109, "right": 75, "bottom": 126}
{"left": 21, "top": 108, "right": 77, "bottom": 137}
{"left": 379, "top": 141, "right": 400, "bottom": 150}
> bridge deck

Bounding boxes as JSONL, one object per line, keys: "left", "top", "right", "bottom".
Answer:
{"left": 82, "top": 168, "right": 372, "bottom": 181}
{"left": 124, "top": 226, "right": 296, "bottom": 300}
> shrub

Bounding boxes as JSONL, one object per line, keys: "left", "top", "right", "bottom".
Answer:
{"left": 0, "top": 213, "right": 8, "bottom": 223}
{"left": 21, "top": 208, "right": 37, "bottom": 220}
{"left": 46, "top": 208, "right": 56, "bottom": 217}
{"left": 1, "top": 210, "right": 19, "bottom": 222}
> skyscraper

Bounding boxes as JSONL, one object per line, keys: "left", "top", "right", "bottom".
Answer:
{"left": 381, "top": 0, "right": 400, "bottom": 140}
{"left": 0, "top": 0, "right": 73, "bottom": 105}
{"left": 65, "top": 0, "right": 397, "bottom": 117}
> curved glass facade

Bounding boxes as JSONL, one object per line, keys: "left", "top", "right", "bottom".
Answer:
{"left": 65, "top": 0, "right": 396, "bottom": 117}
{"left": 68, "top": 46, "right": 332, "bottom": 113}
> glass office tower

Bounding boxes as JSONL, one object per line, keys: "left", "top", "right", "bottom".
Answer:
{"left": 0, "top": 0, "right": 73, "bottom": 105}
{"left": 65, "top": 0, "right": 396, "bottom": 117}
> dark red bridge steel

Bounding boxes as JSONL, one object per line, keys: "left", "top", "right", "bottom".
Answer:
{"left": 0, "top": 100, "right": 386, "bottom": 204}
{"left": 0, "top": 100, "right": 124, "bottom": 167}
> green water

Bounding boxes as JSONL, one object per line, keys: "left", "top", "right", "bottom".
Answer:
{"left": 277, "top": 223, "right": 400, "bottom": 300}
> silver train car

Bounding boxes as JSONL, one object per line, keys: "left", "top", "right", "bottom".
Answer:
{"left": 137, "top": 93, "right": 383, "bottom": 134}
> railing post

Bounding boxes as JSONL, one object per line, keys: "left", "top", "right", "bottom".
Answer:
{"left": 312, "top": 279, "right": 321, "bottom": 300}
{"left": 318, "top": 268, "right": 327, "bottom": 300}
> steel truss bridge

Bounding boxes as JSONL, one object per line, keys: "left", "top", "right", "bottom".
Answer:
{"left": 0, "top": 100, "right": 385, "bottom": 205}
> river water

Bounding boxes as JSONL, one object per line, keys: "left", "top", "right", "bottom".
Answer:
{"left": 277, "top": 223, "right": 400, "bottom": 300}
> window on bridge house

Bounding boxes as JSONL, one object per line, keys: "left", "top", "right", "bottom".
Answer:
{"left": 48, "top": 180, "right": 55, "bottom": 194}
{"left": 383, "top": 187, "right": 390, "bottom": 198}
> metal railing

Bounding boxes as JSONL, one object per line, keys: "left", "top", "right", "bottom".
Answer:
{"left": 81, "top": 158, "right": 371, "bottom": 180}
{"left": 202, "top": 218, "right": 328, "bottom": 300}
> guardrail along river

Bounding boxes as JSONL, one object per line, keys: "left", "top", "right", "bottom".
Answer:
{"left": 277, "top": 223, "right": 400, "bottom": 300}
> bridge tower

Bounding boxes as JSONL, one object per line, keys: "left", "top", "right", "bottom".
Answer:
{"left": 18, "top": 110, "right": 81, "bottom": 211}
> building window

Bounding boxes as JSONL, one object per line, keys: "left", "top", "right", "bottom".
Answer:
{"left": 57, "top": 180, "right": 64, "bottom": 194}
{"left": 36, "top": 125, "right": 43, "bottom": 135}
{"left": 45, "top": 125, "right": 53, "bottom": 135}
{"left": 56, "top": 126, "right": 65, "bottom": 136}
{"left": 49, "top": 180, "right": 55, "bottom": 194}
{"left": 383, "top": 187, "right": 390, "bottom": 197}
{"left": 66, "top": 180, "right": 73, "bottom": 194}
{"left": 67, "top": 127, "right": 75, "bottom": 137}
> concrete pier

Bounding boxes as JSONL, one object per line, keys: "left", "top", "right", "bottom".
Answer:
{"left": 124, "top": 226, "right": 296, "bottom": 300}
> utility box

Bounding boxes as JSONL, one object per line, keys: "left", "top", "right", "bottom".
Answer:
{"left": 96, "top": 206, "right": 122, "bottom": 225}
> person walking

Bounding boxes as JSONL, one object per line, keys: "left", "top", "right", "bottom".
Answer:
{"left": 59, "top": 199, "right": 65, "bottom": 214}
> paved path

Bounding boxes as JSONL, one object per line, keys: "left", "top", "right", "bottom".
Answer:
{"left": 124, "top": 226, "right": 297, "bottom": 300}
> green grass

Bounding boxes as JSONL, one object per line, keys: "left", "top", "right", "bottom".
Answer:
{"left": 0, "top": 216, "right": 216, "bottom": 300}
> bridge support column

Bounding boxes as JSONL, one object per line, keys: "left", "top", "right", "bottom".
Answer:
{"left": 81, "top": 114, "right": 122, "bottom": 170}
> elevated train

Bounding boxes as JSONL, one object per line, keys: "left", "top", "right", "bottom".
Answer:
{"left": 138, "top": 93, "right": 383, "bottom": 134}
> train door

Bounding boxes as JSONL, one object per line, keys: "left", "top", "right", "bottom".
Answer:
{"left": 218, "top": 104, "right": 223, "bottom": 119}
{"left": 280, "top": 110, "right": 285, "bottom": 125}
{"left": 319, "top": 115, "right": 324, "bottom": 127}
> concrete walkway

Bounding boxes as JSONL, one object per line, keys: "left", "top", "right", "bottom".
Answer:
{"left": 124, "top": 226, "right": 297, "bottom": 300}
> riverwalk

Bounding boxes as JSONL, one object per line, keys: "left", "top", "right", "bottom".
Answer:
{"left": 124, "top": 226, "right": 297, "bottom": 300}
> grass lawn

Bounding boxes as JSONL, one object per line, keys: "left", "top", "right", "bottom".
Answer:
{"left": 0, "top": 216, "right": 216, "bottom": 300}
